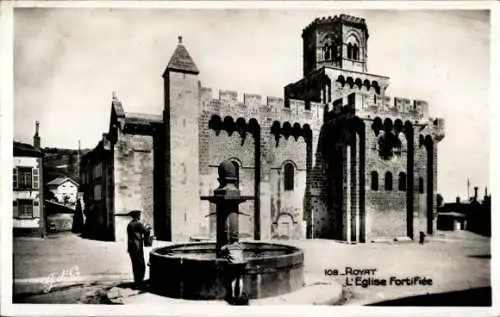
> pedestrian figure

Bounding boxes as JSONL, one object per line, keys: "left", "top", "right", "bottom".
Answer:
{"left": 419, "top": 231, "right": 426, "bottom": 245}
{"left": 221, "top": 235, "right": 248, "bottom": 305}
{"left": 127, "top": 210, "right": 152, "bottom": 289}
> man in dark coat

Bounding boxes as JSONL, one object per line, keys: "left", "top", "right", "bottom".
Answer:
{"left": 127, "top": 210, "right": 151, "bottom": 288}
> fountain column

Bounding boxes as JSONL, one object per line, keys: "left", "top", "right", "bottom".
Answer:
{"left": 202, "top": 160, "right": 254, "bottom": 258}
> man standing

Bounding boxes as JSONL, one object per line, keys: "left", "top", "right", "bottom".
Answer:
{"left": 127, "top": 210, "right": 151, "bottom": 288}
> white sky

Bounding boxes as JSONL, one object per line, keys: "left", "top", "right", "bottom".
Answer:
{"left": 13, "top": 9, "right": 489, "bottom": 202}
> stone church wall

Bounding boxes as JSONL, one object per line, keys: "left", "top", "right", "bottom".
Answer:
{"left": 113, "top": 132, "right": 154, "bottom": 242}
{"left": 365, "top": 120, "right": 408, "bottom": 240}
{"left": 269, "top": 136, "right": 308, "bottom": 239}
{"left": 197, "top": 88, "right": 322, "bottom": 240}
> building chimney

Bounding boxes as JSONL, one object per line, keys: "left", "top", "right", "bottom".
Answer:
{"left": 485, "top": 187, "right": 488, "bottom": 198}
{"left": 474, "top": 187, "right": 478, "bottom": 202}
{"left": 456, "top": 196, "right": 460, "bottom": 203}
{"left": 33, "top": 121, "right": 40, "bottom": 149}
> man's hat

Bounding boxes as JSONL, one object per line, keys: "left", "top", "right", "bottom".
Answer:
{"left": 128, "top": 210, "right": 141, "bottom": 218}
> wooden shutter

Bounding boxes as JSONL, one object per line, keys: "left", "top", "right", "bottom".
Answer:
{"left": 13, "top": 168, "right": 17, "bottom": 189}
{"left": 33, "top": 168, "right": 39, "bottom": 190}
{"left": 13, "top": 200, "right": 18, "bottom": 218}
{"left": 32, "top": 200, "right": 40, "bottom": 218}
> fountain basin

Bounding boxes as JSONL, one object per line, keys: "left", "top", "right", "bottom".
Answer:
{"left": 149, "top": 241, "right": 304, "bottom": 300}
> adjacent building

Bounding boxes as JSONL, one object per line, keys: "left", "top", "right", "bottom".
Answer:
{"left": 81, "top": 15, "right": 445, "bottom": 243}
{"left": 438, "top": 187, "right": 491, "bottom": 236}
{"left": 80, "top": 109, "right": 162, "bottom": 241}
{"left": 47, "top": 176, "right": 79, "bottom": 205}
{"left": 13, "top": 122, "right": 45, "bottom": 236}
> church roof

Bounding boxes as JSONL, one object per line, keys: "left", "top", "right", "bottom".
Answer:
{"left": 164, "top": 36, "right": 199, "bottom": 76}
{"left": 125, "top": 112, "right": 163, "bottom": 125}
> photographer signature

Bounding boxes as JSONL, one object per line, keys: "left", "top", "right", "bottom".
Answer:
{"left": 43, "top": 265, "right": 81, "bottom": 293}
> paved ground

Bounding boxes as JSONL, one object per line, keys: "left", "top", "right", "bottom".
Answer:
{"left": 286, "top": 231, "right": 490, "bottom": 305}
{"left": 12, "top": 230, "right": 490, "bottom": 305}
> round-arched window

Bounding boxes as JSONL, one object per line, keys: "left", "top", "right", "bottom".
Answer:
{"left": 371, "top": 171, "right": 379, "bottom": 191}
{"left": 385, "top": 172, "right": 393, "bottom": 191}
{"left": 399, "top": 172, "right": 407, "bottom": 191}
{"left": 284, "top": 162, "right": 295, "bottom": 191}
{"left": 230, "top": 160, "right": 240, "bottom": 188}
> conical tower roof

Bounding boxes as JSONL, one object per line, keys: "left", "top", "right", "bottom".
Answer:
{"left": 163, "top": 36, "right": 199, "bottom": 76}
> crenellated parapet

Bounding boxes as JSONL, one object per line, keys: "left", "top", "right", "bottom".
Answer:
{"left": 199, "top": 87, "right": 324, "bottom": 127}
{"left": 418, "top": 117, "right": 445, "bottom": 143}
{"left": 302, "top": 14, "right": 368, "bottom": 38}
{"left": 345, "top": 91, "right": 430, "bottom": 121}
{"left": 432, "top": 118, "right": 445, "bottom": 141}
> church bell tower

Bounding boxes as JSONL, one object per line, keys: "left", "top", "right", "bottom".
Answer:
{"left": 302, "top": 14, "right": 369, "bottom": 76}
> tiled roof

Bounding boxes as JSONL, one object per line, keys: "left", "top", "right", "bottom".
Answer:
{"left": 47, "top": 176, "right": 79, "bottom": 187}
{"left": 164, "top": 39, "right": 199, "bottom": 75}
{"left": 125, "top": 112, "right": 162, "bottom": 125}
{"left": 13, "top": 141, "right": 43, "bottom": 157}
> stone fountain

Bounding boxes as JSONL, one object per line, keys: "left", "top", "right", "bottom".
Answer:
{"left": 148, "top": 160, "right": 305, "bottom": 300}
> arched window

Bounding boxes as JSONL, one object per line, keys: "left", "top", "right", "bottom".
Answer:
{"left": 398, "top": 172, "right": 407, "bottom": 191}
{"left": 324, "top": 45, "right": 330, "bottom": 60}
{"left": 231, "top": 161, "right": 240, "bottom": 189}
{"left": 419, "top": 177, "right": 424, "bottom": 194}
{"left": 284, "top": 163, "right": 294, "bottom": 191}
{"left": 385, "top": 172, "right": 393, "bottom": 191}
{"left": 347, "top": 43, "right": 353, "bottom": 59}
{"left": 353, "top": 44, "right": 359, "bottom": 60}
{"left": 330, "top": 44, "right": 336, "bottom": 60}
{"left": 371, "top": 171, "right": 379, "bottom": 191}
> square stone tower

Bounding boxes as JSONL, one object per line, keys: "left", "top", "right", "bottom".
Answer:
{"left": 162, "top": 36, "right": 201, "bottom": 241}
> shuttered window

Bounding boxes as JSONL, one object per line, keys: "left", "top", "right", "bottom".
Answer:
{"left": 18, "top": 167, "right": 32, "bottom": 189}
{"left": 94, "top": 184, "right": 102, "bottom": 201}
{"left": 33, "top": 201, "right": 40, "bottom": 218}
{"left": 93, "top": 163, "right": 103, "bottom": 179}
{"left": 18, "top": 199, "right": 33, "bottom": 218}
{"left": 33, "top": 168, "right": 39, "bottom": 189}
{"left": 13, "top": 168, "right": 17, "bottom": 189}
{"left": 13, "top": 200, "right": 18, "bottom": 218}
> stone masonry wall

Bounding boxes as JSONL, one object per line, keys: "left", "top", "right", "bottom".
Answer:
{"left": 113, "top": 132, "right": 154, "bottom": 242}
{"left": 205, "top": 129, "right": 256, "bottom": 238}
{"left": 364, "top": 120, "right": 409, "bottom": 240}
{"left": 412, "top": 132, "right": 438, "bottom": 236}
{"left": 309, "top": 124, "right": 332, "bottom": 239}
{"left": 165, "top": 71, "right": 201, "bottom": 242}
{"left": 269, "top": 136, "right": 308, "bottom": 239}
{"left": 198, "top": 88, "right": 323, "bottom": 240}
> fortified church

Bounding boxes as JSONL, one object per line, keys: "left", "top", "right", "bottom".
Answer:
{"left": 80, "top": 14, "right": 445, "bottom": 243}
